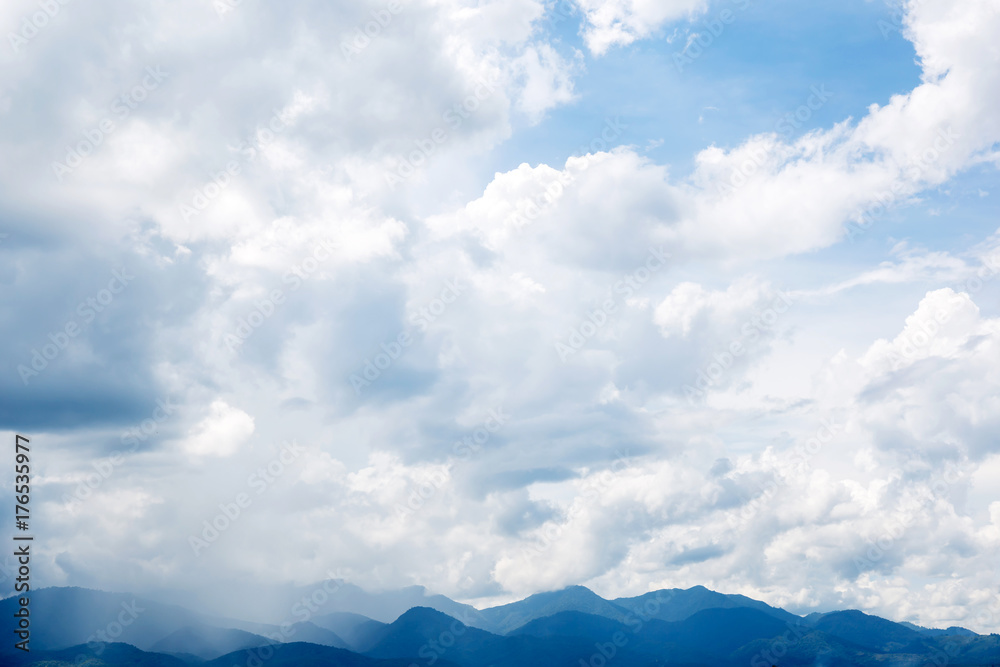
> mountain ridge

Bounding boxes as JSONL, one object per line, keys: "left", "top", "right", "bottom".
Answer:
{"left": 2, "top": 582, "right": 990, "bottom": 667}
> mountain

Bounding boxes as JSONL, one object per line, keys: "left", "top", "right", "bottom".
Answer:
{"left": 364, "top": 606, "right": 500, "bottom": 663}
{"left": 287, "top": 620, "right": 350, "bottom": 647}
{"left": 166, "top": 578, "right": 494, "bottom": 629}
{"left": 478, "top": 583, "right": 801, "bottom": 635}
{"left": 277, "top": 581, "right": 492, "bottom": 628}
{"left": 4, "top": 582, "right": 996, "bottom": 667}
{"left": 480, "top": 584, "right": 634, "bottom": 633}
{"left": 900, "top": 620, "right": 978, "bottom": 637}
{"left": 370, "top": 605, "right": 850, "bottom": 667}
{"left": 207, "top": 640, "right": 464, "bottom": 667}
{"left": 807, "top": 609, "right": 924, "bottom": 652}
{"left": 0, "top": 641, "right": 190, "bottom": 666}
{"left": 149, "top": 624, "right": 277, "bottom": 660}
{"left": 509, "top": 606, "right": 1000, "bottom": 667}
{"left": 730, "top": 627, "right": 866, "bottom": 667}
{"left": 0, "top": 587, "right": 224, "bottom": 651}
{"left": 509, "top": 610, "right": 713, "bottom": 663}
{"left": 514, "top": 607, "right": 802, "bottom": 664}
{"left": 363, "top": 606, "right": 664, "bottom": 667}
{"left": 613, "top": 584, "right": 800, "bottom": 624}
{"left": 940, "top": 633, "right": 1000, "bottom": 664}
{"left": 512, "top": 609, "right": 633, "bottom": 639}
{"left": 311, "top": 610, "right": 388, "bottom": 650}
{"left": 658, "top": 607, "right": 799, "bottom": 655}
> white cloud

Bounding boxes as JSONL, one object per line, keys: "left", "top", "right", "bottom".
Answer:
{"left": 573, "top": 0, "right": 708, "bottom": 55}
{"left": 512, "top": 43, "right": 580, "bottom": 123}
{"left": 182, "top": 400, "right": 255, "bottom": 457}
{"left": 653, "top": 276, "right": 773, "bottom": 338}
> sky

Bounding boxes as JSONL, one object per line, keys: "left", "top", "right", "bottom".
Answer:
{"left": 1, "top": 0, "right": 999, "bottom": 633}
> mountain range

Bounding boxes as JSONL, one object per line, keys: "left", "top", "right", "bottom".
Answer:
{"left": 1, "top": 582, "right": 997, "bottom": 666}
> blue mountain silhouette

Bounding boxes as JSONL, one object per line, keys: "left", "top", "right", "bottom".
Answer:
{"left": 2, "top": 582, "right": 994, "bottom": 666}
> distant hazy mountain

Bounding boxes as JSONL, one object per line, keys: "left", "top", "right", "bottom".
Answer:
{"left": 477, "top": 583, "right": 801, "bottom": 634}
{"left": 149, "top": 624, "right": 277, "bottom": 660}
{"left": 0, "top": 587, "right": 223, "bottom": 651}
{"left": 899, "top": 620, "right": 978, "bottom": 637}
{"left": 266, "top": 581, "right": 492, "bottom": 627}
{"left": 168, "top": 578, "right": 494, "bottom": 629}
{"left": 613, "top": 584, "right": 800, "bottom": 624}
{"left": 286, "top": 620, "right": 350, "bottom": 647}
{"left": 312, "top": 610, "right": 390, "bottom": 651}
{"left": 480, "top": 584, "right": 634, "bottom": 633}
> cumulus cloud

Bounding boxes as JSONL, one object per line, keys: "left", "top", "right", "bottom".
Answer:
{"left": 511, "top": 43, "right": 580, "bottom": 123}
{"left": 573, "top": 0, "right": 709, "bottom": 55}
{"left": 182, "top": 400, "right": 255, "bottom": 457}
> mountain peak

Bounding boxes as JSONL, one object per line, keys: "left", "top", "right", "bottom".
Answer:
{"left": 396, "top": 605, "right": 453, "bottom": 622}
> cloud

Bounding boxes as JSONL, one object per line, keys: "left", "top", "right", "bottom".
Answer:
{"left": 573, "top": 0, "right": 709, "bottom": 55}
{"left": 512, "top": 43, "right": 580, "bottom": 123}
{"left": 181, "top": 400, "right": 255, "bottom": 457}
{"left": 653, "top": 276, "right": 774, "bottom": 338}
{"left": 851, "top": 288, "right": 1000, "bottom": 462}
{"left": 1, "top": 0, "right": 1000, "bottom": 635}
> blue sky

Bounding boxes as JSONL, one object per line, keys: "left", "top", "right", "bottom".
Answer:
{"left": 493, "top": 0, "right": 923, "bottom": 172}
{"left": 1, "top": 0, "right": 999, "bottom": 632}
